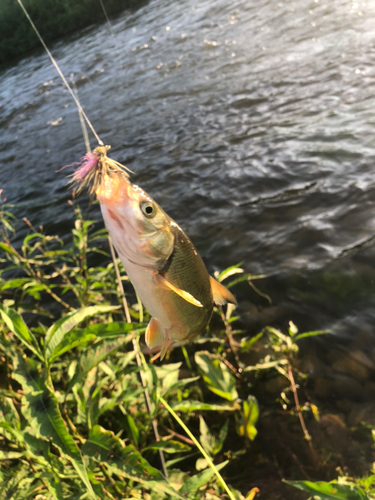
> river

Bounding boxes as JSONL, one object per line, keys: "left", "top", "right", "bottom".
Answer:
{"left": 1, "top": 0, "right": 375, "bottom": 385}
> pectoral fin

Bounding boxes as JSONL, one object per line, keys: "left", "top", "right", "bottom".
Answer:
{"left": 210, "top": 276, "right": 237, "bottom": 306}
{"left": 154, "top": 273, "right": 203, "bottom": 307}
{"left": 145, "top": 317, "right": 165, "bottom": 349}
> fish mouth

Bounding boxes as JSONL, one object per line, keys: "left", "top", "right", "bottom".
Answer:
{"left": 96, "top": 173, "right": 146, "bottom": 262}
{"left": 96, "top": 173, "right": 131, "bottom": 205}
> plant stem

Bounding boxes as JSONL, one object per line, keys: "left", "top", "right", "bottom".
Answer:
{"left": 287, "top": 364, "right": 315, "bottom": 459}
{"left": 109, "top": 239, "right": 168, "bottom": 480}
{"left": 219, "top": 355, "right": 242, "bottom": 380}
{"left": 219, "top": 306, "right": 242, "bottom": 374}
{"left": 26, "top": 457, "right": 49, "bottom": 490}
{"left": 165, "top": 428, "right": 195, "bottom": 446}
{"left": 100, "top": 462, "right": 125, "bottom": 497}
{"left": 102, "top": 487, "right": 117, "bottom": 500}
{"left": 9, "top": 243, "right": 71, "bottom": 309}
{"left": 63, "top": 408, "right": 85, "bottom": 444}
{"left": 109, "top": 239, "right": 131, "bottom": 324}
{"left": 159, "top": 396, "right": 236, "bottom": 500}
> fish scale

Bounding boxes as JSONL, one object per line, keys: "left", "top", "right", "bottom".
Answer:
{"left": 160, "top": 224, "right": 214, "bottom": 342}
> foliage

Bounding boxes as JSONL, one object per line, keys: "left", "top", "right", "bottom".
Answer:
{"left": 284, "top": 479, "right": 372, "bottom": 500}
{"left": 0, "top": 199, "right": 261, "bottom": 499}
{"left": 242, "top": 322, "right": 329, "bottom": 449}
{"left": 0, "top": 0, "right": 143, "bottom": 66}
{"left": 1, "top": 197, "right": 375, "bottom": 499}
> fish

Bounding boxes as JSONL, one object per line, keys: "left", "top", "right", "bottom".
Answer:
{"left": 74, "top": 146, "right": 237, "bottom": 359}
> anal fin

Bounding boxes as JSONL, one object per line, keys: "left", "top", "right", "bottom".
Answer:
{"left": 154, "top": 273, "right": 203, "bottom": 307}
{"left": 210, "top": 276, "right": 237, "bottom": 306}
{"left": 145, "top": 317, "right": 165, "bottom": 349}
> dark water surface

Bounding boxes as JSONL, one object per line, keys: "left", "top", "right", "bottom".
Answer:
{"left": 1, "top": 0, "right": 375, "bottom": 359}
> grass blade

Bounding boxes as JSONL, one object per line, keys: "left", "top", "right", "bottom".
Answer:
{"left": 159, "top": 395, "right": 236, "bottom": 500}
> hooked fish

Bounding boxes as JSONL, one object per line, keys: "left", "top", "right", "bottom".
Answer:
{"left": 73, "top": 146, "right": 237, "bottom": 359}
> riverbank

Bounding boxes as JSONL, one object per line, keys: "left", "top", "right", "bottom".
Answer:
{"left": 0, "top": 195, "right": 374, "bottom": 499}
{"left": 0, "top": 0, "right": 144, "bottom": 66}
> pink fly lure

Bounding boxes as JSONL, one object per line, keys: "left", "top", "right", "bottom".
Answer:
{"left": 70, "top": 145, "right": 133, "bottom": 195}
{"left": 72, "top": 152, "right": 99, "bottom": 183}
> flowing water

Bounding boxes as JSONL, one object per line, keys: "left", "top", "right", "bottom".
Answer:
{"left": 1, "top": 0, "right": 375, "bottom": 396}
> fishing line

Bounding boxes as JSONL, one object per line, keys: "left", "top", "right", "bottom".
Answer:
{"left": 71, "top": 77, "right": 92, "bottom": 154}
{"left": 17, "top": 0, "right": 171, "bottom": 480}
{"left": 17, "top": 0, "right": 170, "bottom": 479}
{"left": 16, "top": 0, "right": 103, "bottom": 147}
{"left": 98, "top": 0, "right": 123, "bottom": 69}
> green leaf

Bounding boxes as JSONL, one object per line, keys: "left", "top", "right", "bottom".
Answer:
{"left": 217, "top": 263, "right": 244, "bottom": 282}
{"left": 12, "top": 353, "right": 95, "bottom": 499}
{"left": 23, "top": 431, "right": 52, "bottom": 468}
{"left": 0, "top": 466, "right": 30, "bottom": 499}
{"left": 0, "top": 389, "right": 22, "bottom": 400}
{"left": 143, "top": 362, "right": 196, "bottom": 397}
{"left": 44, "top": 305, "right": 120, "bottom": 362}
{"left": 81, "top": 321, "right": 145, "bottom": 339}
{"left": 0, "top": 422, "right": 23, "bottom": 442}
{"left": 126, "top": 414, "right": 139, "bottom": 447}
{"left": 0, "top": 304, "right": 43, "bottom": 361}
{"left": 284, "top": 480, "right": 370, "bottom": 500}
{"left": 243, "top": 359, "right": 288, "bottom": 372}
{"left": 0, "top": 451, "right": 23, "bottom": 460}
{"left": 143, "top": 440, "right": 191, "bottom": 454}
{"left": 180, "top": 460, "right": 229, "bottom": 496}
{"left": 82, "top": 425, "right": 184, "bottom": 498}
{"left": 0, "top": 396, "right": 20, "bottom": 436}
{"left": 0, "top": 242, "right": 17, "bottom": 256}
{"left": 45, "top": 477, "right": 65, "bottom": 500}
{"left": 198, "top": 416, "right": 228, "bottom": 461}
{"left": 239, "top": 396, "right": 259, "bottom": 441}
{"left": 0, "top": 278, "right": 33, "bottom": 291}
{"left": 195, "top": 352, "right": 238, "bottom": 401}
{"left": 199, "top": 416, "right": 215, "bottom": 456}
{"left": 48, "top": 330, "right": 97, "bottom": 363}
{"left": 171, "top": 400, "right": 236, "bottom": 412}
{"left": 294, "top": 330, "right": 330, "bottom": 341}
{"left": 241, "top": 332, "right": 263, "bottom": 352}
{"left": 95, "top": 385, "right": 143, "bottom": 421}
{"left": 22, "top": 233, "right": 44, "bottom": 248}
{"left": 217, "top": 419, "right": 229, "bottom": 452}
{"left": 67, "top": 337, "right": 133, "bottom": 392}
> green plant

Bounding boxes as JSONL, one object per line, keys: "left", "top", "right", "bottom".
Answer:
{"left": 285, "top": 477, "right": 374, "bottom": 499}
{"left": 0, "top": 201, "right": 260, "bottom": 499}
{"left": 2, "top": 199, "right": 375, "bottom": 499}
{"left": 243, "top": 321, "right": 328, "bottom": 456}
{"left": 0, "top": 199, "right": 125, "bottom": 315}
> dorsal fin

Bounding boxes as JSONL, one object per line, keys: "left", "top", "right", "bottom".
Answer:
{"left": 210, "top": 276, "right": 237, "bottom": 306}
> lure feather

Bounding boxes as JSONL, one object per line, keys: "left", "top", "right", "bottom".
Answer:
{"left": 72, "top": 152, "right": 99, "bottom": 182}
{"left": 67, "top": 145, "right": 133, "bottom": 196}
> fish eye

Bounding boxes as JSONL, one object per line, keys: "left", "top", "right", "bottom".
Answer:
{"left": 140, "top": 201, "right": 156, "bottom": 218}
